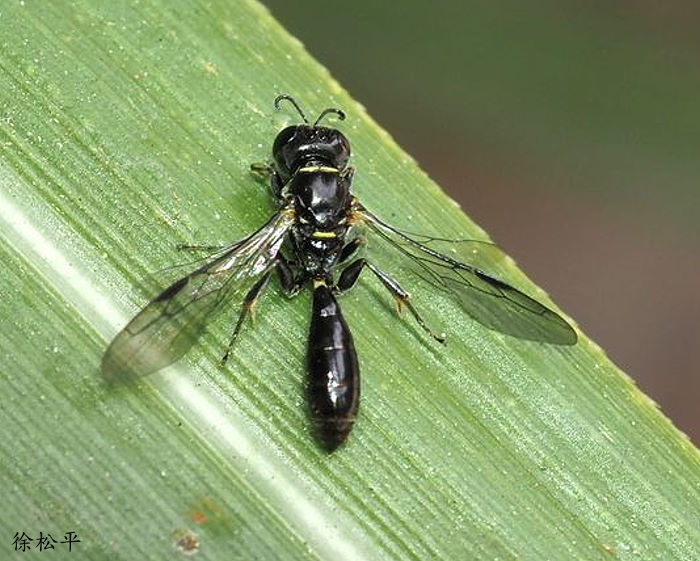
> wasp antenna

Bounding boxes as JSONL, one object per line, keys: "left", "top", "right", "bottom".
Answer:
{"left": 314, "top": 108, "right": 346, "bottom": 126}
{"left": 274, "top": 94, "right": 309, "bottom": 124}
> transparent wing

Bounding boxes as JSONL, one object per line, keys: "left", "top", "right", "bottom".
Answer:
{"left": 101, "top": 208, "right": 295, "bottom": 381}
{"left": 356, "top": 207, "right": 577, "bottom": 345}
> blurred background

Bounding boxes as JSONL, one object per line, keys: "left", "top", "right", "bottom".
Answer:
{"left": 262, "top": 1, "right": 700, "bottom": 444}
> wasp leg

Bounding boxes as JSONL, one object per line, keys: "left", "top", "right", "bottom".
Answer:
{"left": 250, "top": 161, "right": 274, "bottom": 177}
{"left": 340, "top": 165, "right": 355, "bottom": 183}
{"left": 221, "top": 270, "right": 272, "bottom": 364}
{"left": 338, "top": 237, "right": 364, "bottom": 264}
{"left": 337, "top": 259, "right": 446, "bottom": 344}
{"left": 250, "top": 162, "right": 284, "bottom": 197}
{"left": 277, "top": 254, "right": 305, "bottom": 296}
{"left": 176, "top": 243, "right": 227, "bottom": 252}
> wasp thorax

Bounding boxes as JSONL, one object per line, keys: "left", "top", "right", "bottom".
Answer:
{"left": 273, "top": 125, "right": 351, "bottom": 180}
{"left": 290, "top": 171, "right": 351, "bottom": 231}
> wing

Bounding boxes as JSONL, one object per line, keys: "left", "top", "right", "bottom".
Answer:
{"left": 101, "top": 208, "right": 295, "bottom": 381}
{"left": 356, "top": 207, "right": 577, "bottom": 345}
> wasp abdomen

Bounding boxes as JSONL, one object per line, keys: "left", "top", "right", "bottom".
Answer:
{"left": 307, "top": 285, "right": 360, "bottom": 451}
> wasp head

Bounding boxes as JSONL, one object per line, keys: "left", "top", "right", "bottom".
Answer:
{"left": 271, "top": 95, "right": 350, "bottom": 180}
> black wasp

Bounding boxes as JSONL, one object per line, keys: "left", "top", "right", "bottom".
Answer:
{"left": 102, "top": 94, "right": 577, "bottom": 452}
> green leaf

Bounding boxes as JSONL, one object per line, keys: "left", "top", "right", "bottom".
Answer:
{"left": 1, "top": 1, "right": 699, "bottom": 560}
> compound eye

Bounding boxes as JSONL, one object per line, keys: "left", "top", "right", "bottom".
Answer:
{"left": 273, "top": 125, "right": 296, "bottom": 147}
{"left": 332, "top": 133, "right": 351, "bottom": 168}
{"left": 339, "top": 134, "right": 351, "bottom": 157}
{"left": 272, "top": 126, "right": 299, "bottom": 175}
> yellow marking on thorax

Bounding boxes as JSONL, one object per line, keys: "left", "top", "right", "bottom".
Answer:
{"left": 311, "top": 231, "right": 337, "bottom": 239}
{"left": 313, "top": 279, "right": 327, "bottom": 288}
{"left": 297, "top": 165, "right": 339, "bottom": 174}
